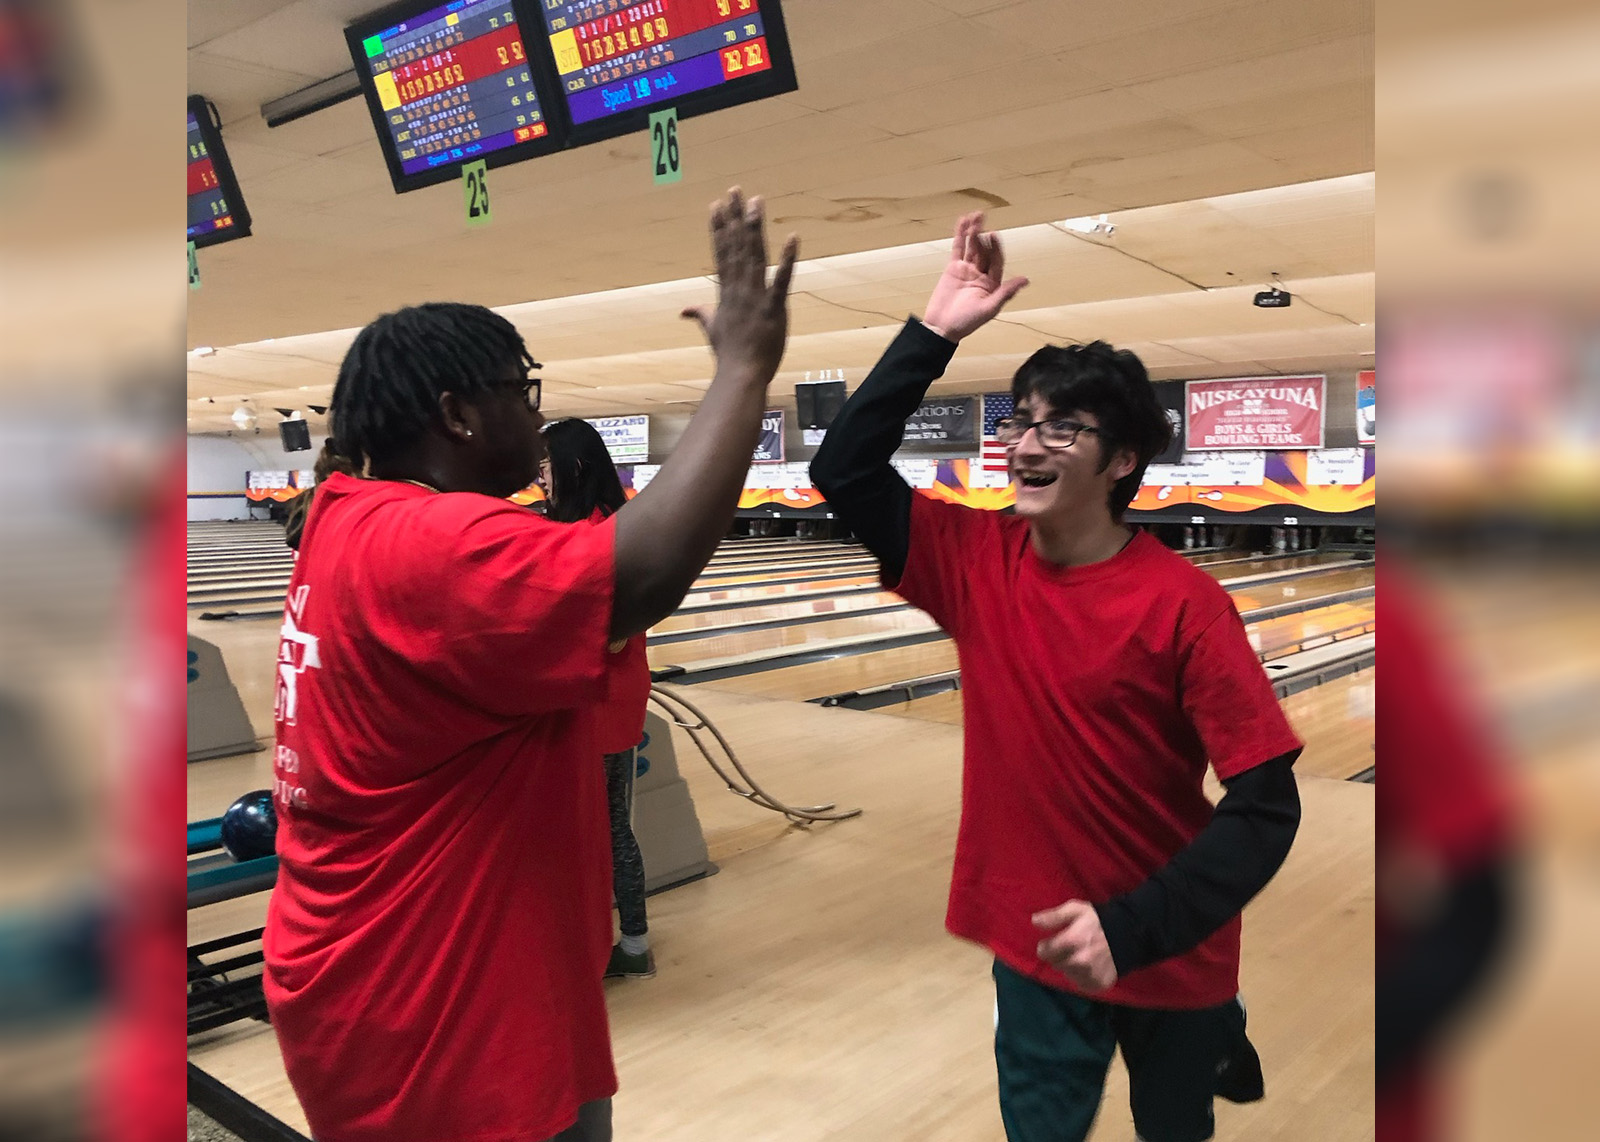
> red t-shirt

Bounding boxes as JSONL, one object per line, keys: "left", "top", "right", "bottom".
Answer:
{"left": 262, "top": 474, "right": 618, "bottom": 1142}
{"left": 894, "top": 498, "right": 1302, "bottom": 1008}
{"left": 587, "top": 509, "right": 652, "bottom": 755}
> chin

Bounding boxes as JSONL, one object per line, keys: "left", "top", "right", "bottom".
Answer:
{"left": 1011, "top": 485, "right": 1054, "bottom": 519}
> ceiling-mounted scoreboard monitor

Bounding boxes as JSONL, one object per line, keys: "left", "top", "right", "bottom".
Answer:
{"left": 346, "top": 0, "right": 797, "bottom": 190}
{"left": 346, "top": 0, "right": 567, "bottom": 193}
{"left": 536, "top": 0, "right": 797, "bottom": 143}
{"left": 187, "top": 96, "right": 253, "bottom": 248}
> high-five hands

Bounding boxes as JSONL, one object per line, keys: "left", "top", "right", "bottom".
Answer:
{"left": 1033, "top": 900, "right": 1119, "bottom": 993}
{"left": 682, "top": 187, "right": 799, "bottom": 386}
{"left": 921, "top": 212, "right": 1029, "bottom": 343}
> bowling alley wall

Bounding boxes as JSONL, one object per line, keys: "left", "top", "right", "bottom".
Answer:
{"left": 188, "top": 368, "right": 1373, "bottom": 525}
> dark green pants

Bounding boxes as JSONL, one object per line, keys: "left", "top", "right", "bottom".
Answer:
{"left": 993, "top": 960, "right": 1238, "bottom": 1142}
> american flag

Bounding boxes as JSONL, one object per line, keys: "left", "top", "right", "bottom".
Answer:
{"left": 979, "top": 393, "right": 1014, "bottom": 473}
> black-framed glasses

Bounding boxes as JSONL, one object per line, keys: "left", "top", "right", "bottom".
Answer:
{"left": 993, "top": 416, "right": 1102, "bottom": 449}
{"left": 488, "top": 376, "right": 542, "bottom": 411}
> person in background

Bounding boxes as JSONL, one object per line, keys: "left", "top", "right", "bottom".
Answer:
{"left": 540, "top": 416, "right": 656, "bottom": 981}
{"left": 283, "top": 442, "right": 358, "bottom": 551}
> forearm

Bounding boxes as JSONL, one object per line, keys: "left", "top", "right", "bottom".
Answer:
{"left": 610, "top": 366, "right": 767, "bottom": 637}
{"left": 810, "top": 318, "right": 956, "bottom": 578}
{"left": 1095, "top": 754, "right": 1302, "bottom": 975}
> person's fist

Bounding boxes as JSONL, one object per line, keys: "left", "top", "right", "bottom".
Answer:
{"left": 1032, "top": 900, "right": 1118, "bottom": 993}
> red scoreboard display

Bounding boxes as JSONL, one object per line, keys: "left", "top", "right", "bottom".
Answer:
{"left": 538, "top": 0, "right": 795, "bottom": 138}
{"left": 186, "top": 96, "right": 252, "bottom": 248}
{"left": 348, "top": 0, "right": 566, "bottom": 193}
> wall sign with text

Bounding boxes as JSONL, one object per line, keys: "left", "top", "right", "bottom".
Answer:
{"left": 1184, "top": 375, "right": 1326, "bottom": 451}
{"left": 590, "top": 414, "right": 650, "bottom": 463}
{"left": 752, "top": 409, "right": 784, "bottom": 463}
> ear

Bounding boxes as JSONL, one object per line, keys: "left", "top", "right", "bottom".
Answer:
{"left": 1107, "top": 446, "right": 1138, "bottom": 483}
{"left": 437, "top": 391, "right": 477, "bottom": 443}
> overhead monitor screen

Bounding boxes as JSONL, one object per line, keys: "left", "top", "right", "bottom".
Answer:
{"left": 537, "top": 0, "right": 797, "bottom": 141}
{"left": 186, "top": 96, "right": 252, "bottom": 248}
{"left": 347, "top": 0, "right": 565, "bottom": 192}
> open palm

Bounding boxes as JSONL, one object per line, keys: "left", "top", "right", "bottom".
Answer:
{"left": 922, "top": 212, "right": 1029, "bottom": 343}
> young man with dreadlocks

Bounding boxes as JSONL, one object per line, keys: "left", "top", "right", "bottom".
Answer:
{"left": 262, "top": 189, "right": 796, "bottom": 1142}
{"left": 810, "top": 214, "right": 1303, "bottom": 1142}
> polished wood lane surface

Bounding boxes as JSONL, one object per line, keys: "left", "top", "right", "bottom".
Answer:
{"left": 653, "top": 589, "right": 907, "bottom": 635}
{"left": 694, "top": 573, "right": 1373, "bottom": 703}
{"left": 1280, "top": 667, "right": 1375, "bottom": 779}
{"left": 1252, "top": 599, "right": 1375, "bottom": 660}
{"left": 1229, "top": 566, "right": 1373, "bottom": 611}
{"left": 650, "top": 609, "right": 940, "bottom": 669}
{"left": 695, "top": 639, "right": 963, "bottom": 701}
{"left": 676, "top": 573, "right": 885, "bottom": 609}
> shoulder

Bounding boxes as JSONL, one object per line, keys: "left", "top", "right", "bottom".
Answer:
{"left": 1128, "top": 533, "right": 1236, "bottom": 628}
{"left": 320, "top": 479, "right": 586, "bottom": 561}
{"left": 909, "top": 497, "right": 1022, "bottom": 565}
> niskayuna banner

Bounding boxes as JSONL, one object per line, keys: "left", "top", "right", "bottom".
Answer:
{"left": 900, "top": 396, "right": 975, "bottom": 446}
{"left": 1185, "top": 376, "right": 1325, "bottom": 451}
{"left": 753, "top": 409, "right": 784, "bottom": 463}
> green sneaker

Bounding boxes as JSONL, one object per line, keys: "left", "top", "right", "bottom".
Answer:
{"left": 604, "top": 945, "right": 656, "bottom": 980}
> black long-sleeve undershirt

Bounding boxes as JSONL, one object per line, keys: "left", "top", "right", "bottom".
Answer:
{"left": 810, "top": 317, "right": 1302, "bottom": 977}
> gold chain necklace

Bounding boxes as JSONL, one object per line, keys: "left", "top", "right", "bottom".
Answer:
{"left": 398, "top": 479, "right": 441, "bottom": 493}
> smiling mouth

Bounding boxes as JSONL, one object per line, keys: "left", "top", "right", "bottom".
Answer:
{"left": 1015, "top": 473, "right": 1058, "bottom": 488}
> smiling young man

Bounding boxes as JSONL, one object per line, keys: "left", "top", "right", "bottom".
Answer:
{"left": 810, "top": 214, "right": 1303, "bottom": 1142}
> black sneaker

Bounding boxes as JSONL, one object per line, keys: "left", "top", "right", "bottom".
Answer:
{"left": 1215, "top": 997, "right": 1265, "bottom": 1103}
{"left": 604, "top": 945, "right": 656, "bottom": 980}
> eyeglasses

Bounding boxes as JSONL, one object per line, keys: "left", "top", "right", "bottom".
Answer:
{"left": 488, "top": 376, "right": 542, "bottom": 411}
{"left": 993, "top": 416, "right": 1102, "bottom": 449}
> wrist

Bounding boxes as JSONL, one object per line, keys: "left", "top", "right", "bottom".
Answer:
{"left": 709, "top": 361, "right": 770, "bottom": 390}
{"left": 919, "top": 315, "right": 958, "bottom": 343}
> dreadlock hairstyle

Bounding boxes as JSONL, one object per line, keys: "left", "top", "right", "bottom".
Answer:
{"left": 540, "top": 417, "right": 627, "bottom": 523}
{"left": 1011, "top": 341, "right": 1172, "bottom": 519}
{"left": 326, "top": 303, "right": 536, "bottom": 470}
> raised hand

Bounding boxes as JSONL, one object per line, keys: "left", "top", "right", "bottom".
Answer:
{"left": 682, "top": 187, "right": 799, "bottom": 385}
{"left": 921, "top": 212, "right": 1029, "bottom": 343}
{"left": 1032, "top": 899, "right": 1119, "bottom": 993}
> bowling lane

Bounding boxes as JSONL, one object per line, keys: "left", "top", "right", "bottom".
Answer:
{"left": 1207, "top": 550, "right": 1360, "bottom": 580}
{"left": 701, "top": 640, "right": 962, "bottom": 701}
{"left": 674, "top": 573, "right": 885, "bottom": 610}
{"left": 188, "top": 538, "right": 876, "bottom": 609}
{"left": 697, "top": 578, "right": 1373, "bottom": 703}
{"left": 664, "top": 554, "right": 1366, "bottom": 635}
{"left": 1280, "top": 667, "right": 1375, "bottom": 780}
{"left": 653, "top": 589, "right": 907, "bottom": 636}
{"left": 648, "top": 608, "right": 941, "bottom": 670}
{"left": 1251, "top": 599, "right": 1376, "bottom": 661}
{"left": 1228, "top": 565, "right": 1374, "bottom": 611}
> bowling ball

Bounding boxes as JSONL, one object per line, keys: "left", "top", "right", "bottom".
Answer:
{"left": 220, "top": 790, "right": 277, "bottom": 862}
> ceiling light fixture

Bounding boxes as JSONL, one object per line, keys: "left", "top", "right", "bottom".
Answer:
{"left": 1057, "top": 214, "right": 1116, "bottom": 237}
